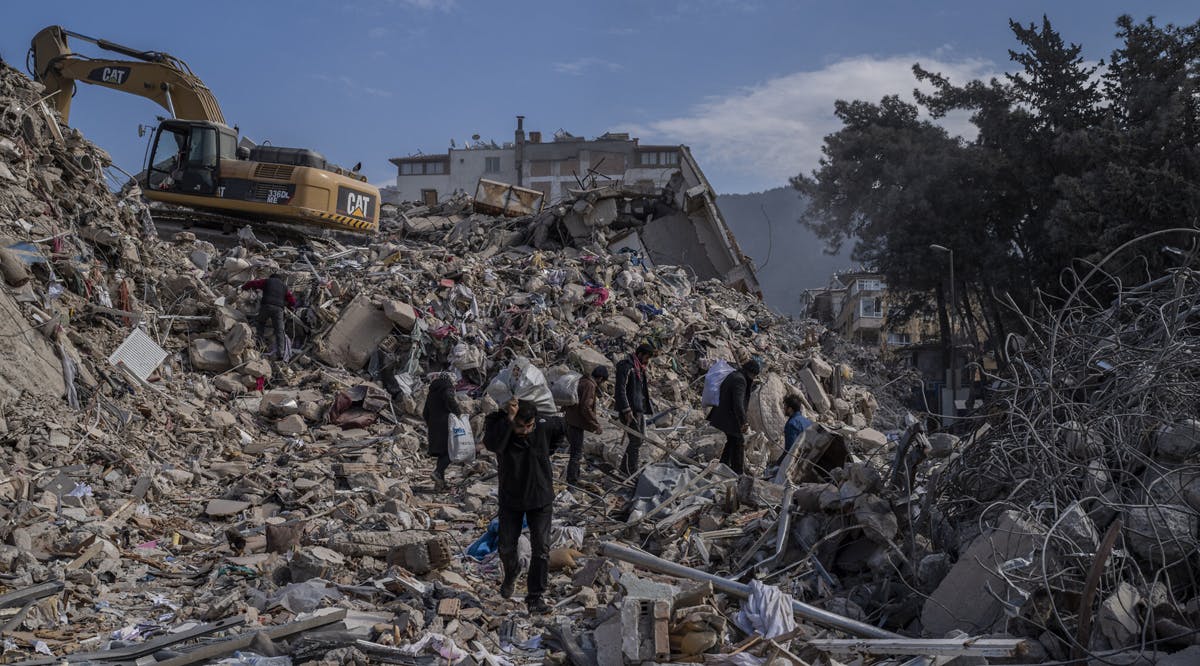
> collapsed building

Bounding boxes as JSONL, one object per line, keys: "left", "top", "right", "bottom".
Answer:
{"left": 0, "top": 58, "right": 1197, "bottom": 666}
{"left": 386, "top": 117, "right": 761, "bottom": 297}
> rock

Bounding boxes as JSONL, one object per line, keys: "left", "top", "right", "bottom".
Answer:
{"left": 205, "top": 499, "right": 251, "bottom": 517}
{"left": 927, "top": 432, "right": 958, "bottom": 458}
{"left": 599, "top": 315, "right": 640, "bottom": 339}
{"left": 275, "top": 414, "right": 307, "bottom": 436}
{"left": 1159, "top": 646, "right": 1200, "bottom": 666}
{"left": 568, "top": 345, "right": 613, "bottom": 376}
{"left": 809, "top": 356, "right": 834, "bottom": 379}
{"left": 213, "top": 374, "right": 244, "bottom": 393}
{"left": 189, "top": 249, "right": 210, "bottom": 271}
{"left": 382, "top": 299, "right": 418, "bottom": 331}
{"left": 189, "top": 339, "right": 232, "bottom": 372}
{"left": 1124, "top": 504, "right": 1197, "bottom": 564}
{"left": 917, "top": 553, "right": 951, "bottom": 591}
{"left": 224, "top": 322, "right": 254, "bottom": 357}
{"left": 1098, "top": 582, "right": 1142, "bottom": 649}
{"left": 243, "top": 357, "right": 272, "bottom": 379}
{"left": 209, "top": 410, "right": 236, "bottom": 429}
{"left": 1154, "top": 419, "right": 1200, "bottom": 461}
{"left": 854, "top": 427, "right": 887, "bottom": 451}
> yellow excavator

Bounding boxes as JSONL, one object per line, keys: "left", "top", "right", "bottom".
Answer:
{"left": 29, "top": 26, "right": 379, "bottom": 235}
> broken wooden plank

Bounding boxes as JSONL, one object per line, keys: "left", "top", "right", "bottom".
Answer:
{"left": 0, "top": 582, "right": 63, "bottom": 610}
{"left": 152, "top": 609, "right": 347, "bottom": 666}
{"left": 12, "top": 615, "right": 246, "bottom": 664}
{"left": 806, "top": 636, "right": 1030, "bottom": 659}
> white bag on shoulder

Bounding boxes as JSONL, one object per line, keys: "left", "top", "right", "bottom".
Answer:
{"left": 448, "top": 413, "right": 476, "bottom": 463}
{"left": 702, "top": 360, "right": 736, "bottom": 408}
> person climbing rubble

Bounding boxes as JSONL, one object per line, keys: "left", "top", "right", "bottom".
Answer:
{"left": 615, "top": 343, "right": 656, "bottom": 477}
{"left": 422, "top": 373, "right": 462, "bottom": 491}
{"left": 483, "top": 399, "right": 567, "bottom": 614}
{"left": 562, "top": 365, "right": 608, "bottom": 484}
{"left": 240, "top": 272, "right": 296, "bottom": 358}
{"left": 707, "top": 359, "right": 761, "bottom": 474}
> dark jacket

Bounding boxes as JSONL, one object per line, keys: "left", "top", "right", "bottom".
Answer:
{"left": 422, "top": 376, "right": 461, "bottom": 455}
{"left": 614, "top": 357, "right": 652, "bottom": 415}
{"left": 707, "top": 371, "right": 753, "bottom": 435}
{"left": 563, "top": 376, "right": 602, "bottom": 433}
{"left": 484, "top": 411, "right": 567, "bottom": 510}
{"left": 241, "top": 277, "right": 297, "bottom": 308}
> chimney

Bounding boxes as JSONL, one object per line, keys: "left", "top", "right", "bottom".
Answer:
{"left": 515, "top": 115, "right": 526, "bottom": 186}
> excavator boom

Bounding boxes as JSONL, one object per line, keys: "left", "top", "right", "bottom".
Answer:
{"left": 29, "top": 25, "right": 224, "bottom": 124}
{"left": 26, "top": 25, "right": 378, "bottom": 235}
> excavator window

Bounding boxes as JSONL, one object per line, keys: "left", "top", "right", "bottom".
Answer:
{"left": 146, "top": 124, "right": 218, "bottom": 194}
{"left": 147, "top": 126, "right": 188, "bottom": 191}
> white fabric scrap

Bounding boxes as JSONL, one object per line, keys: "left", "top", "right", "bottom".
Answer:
{"left": 734, "top": 580, "right": 796, "bottom": 639}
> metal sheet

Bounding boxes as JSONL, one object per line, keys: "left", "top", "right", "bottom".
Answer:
{"left": 107, "top": 328, "right": 168, "bottom": 381}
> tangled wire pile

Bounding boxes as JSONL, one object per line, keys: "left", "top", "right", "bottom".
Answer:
{"left": 930, "top": 244, "right": 1200, "bottom": 657}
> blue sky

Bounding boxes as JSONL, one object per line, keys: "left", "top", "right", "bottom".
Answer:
{"left": 3, "top": 1, "right": 1196, "bottom": 194}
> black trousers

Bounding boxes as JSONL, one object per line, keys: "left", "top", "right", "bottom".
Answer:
{"left": 497, "top": 504, "right": 553, "bottom": 602}
{"left": 565, "top": 425, "right": 585, "bottom": 482}
{"left": 720, "top": 431, "right": 746, "bottom": 475}
{"left": 619, "top": 413, "right": 644, "bottom": 477}
{"left": 433, "top": 452, "right": 451, "bottom": 478}
{"left": 255, "top": 305, "right": 286, "bottom": 349}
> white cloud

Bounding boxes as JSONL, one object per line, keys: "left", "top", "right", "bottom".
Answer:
{"left": 619, "top": 55, "right": 998, "bottom": 192}
{"left": 552, "top": 57, "right": 623, "bottom": 76}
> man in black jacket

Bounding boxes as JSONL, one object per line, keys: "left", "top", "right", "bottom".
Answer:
{"left": 422, "top": 374, "right": 461, "bottom": 491}
{"left": 707, "top": 360, "right": 761, "bottom": 474}
{"left": 484, "top": 399, "right": 567, "bottom": 614}
{"left": 240, "top": 273, "right": 297, "bottom": 358}
{"left": 614, "top": 343, "right": 656, "bottom": 476}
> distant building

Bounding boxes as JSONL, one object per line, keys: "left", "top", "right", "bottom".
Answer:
{"left": 802, "top": 271, "right": 930, "bottom": 346}
{"left": 389, "top": 117, "right": 686, "bottom": 205}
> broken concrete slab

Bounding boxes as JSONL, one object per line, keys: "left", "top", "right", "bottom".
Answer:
{"left": 798, "top": 367, "right": 831, "bottom": 414}
{"left": 205, "top": 499, "right": 251, "bottom": 518}
{"left": 316, "top": 294, "right": 394, "bottom": 370}
{"left": 921, "top": 511, "right": 1046, "bottom": 636}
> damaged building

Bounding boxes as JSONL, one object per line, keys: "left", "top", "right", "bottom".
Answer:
{"left": 387, "top": 117, "right": 762, "bottom": 297}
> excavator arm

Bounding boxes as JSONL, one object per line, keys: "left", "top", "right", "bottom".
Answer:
{"left": 29, "top": 26, "right": 225, "bottom": 125}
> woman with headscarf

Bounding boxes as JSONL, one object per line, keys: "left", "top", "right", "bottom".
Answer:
{"left": 422, "top": 373, "right": 461, "bottom": 490}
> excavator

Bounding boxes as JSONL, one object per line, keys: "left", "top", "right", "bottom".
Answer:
{"left": 28, "top": 26, "right": 379, "bottom": 235}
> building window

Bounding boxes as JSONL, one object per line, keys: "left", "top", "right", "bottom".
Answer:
{"left": 398, "top": 161, "right": 446, "bottom": 176}
{"left": 485, "top": 157, "right": 501, "bottom": 173}
{"left": 887, "top": 332, "right": 912, "bottom": 345}
{"left": 860, "top": 297, "right": 883, "bottom": 318}
{"left": 639, "top": 151, "right": 679, "bottom": 166}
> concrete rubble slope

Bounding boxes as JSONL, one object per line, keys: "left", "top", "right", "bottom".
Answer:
{"left": 0, "top": 60, "right": 1193, "bottom": 665}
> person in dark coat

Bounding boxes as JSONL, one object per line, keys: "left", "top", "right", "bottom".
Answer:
{"left": 707, "top": 359, "right": 761, "bottom": 474}
{"left": 240, "top": 273, "right": 297, "bottom": 357}
{"left": 614, "top": 343, "right": 656, "bottom": 476}
{"left": 562, "top": 366, "right": 608, "bottom": 484}
{"left": 422, "top": 374, "right": 461, "bottom": 490}
{"left": 484, "top": 400, "right": 567, "bottom": 614}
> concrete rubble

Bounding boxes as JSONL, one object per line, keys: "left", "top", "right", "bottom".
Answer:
{"left": 0, "top": 59, "right": 1193, "bottom": 665}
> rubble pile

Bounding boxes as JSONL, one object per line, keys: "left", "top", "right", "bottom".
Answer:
{"left": 2, "top": 56, "right": 1180, "bottom": 665}
{"left": 923, "top": 267, "right": 1200, "bottom": 662}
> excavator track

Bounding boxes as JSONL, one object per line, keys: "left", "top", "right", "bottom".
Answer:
{"left": 150, "top": 205, "right": 375, "bottom": 248}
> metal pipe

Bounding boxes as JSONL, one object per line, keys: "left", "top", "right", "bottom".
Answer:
{"left": 599, "top": 542, "right": 898, "bottom": 639}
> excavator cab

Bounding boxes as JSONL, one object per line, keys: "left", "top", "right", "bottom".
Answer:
{"left": 145, "top": 120, "right": 235, "bottom": 195}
